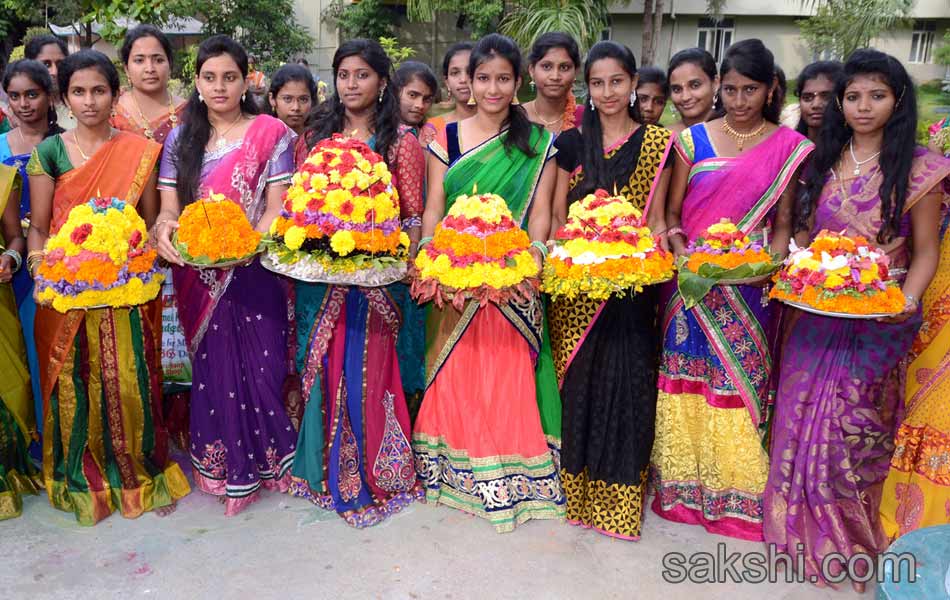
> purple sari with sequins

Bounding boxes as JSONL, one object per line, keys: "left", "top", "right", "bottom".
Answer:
{"left": 159, "top": 115, "right": 298, "bottom": 516}
{"left": 763, "top": 147, "right": 950, "bottom": 583}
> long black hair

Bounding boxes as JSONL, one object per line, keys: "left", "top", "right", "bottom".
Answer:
{"left": 57, "top": 50, "right": 121, "bottom": 104}
{"left": 797, "top": 48, "right": 917, "bottom": 243}
{"left": 120, "top": 24, "right": 174, "bottom": 68}
{"left": 528, "top": 32, "right": 581, "bottom": 69}
{"left": 393, "top": 60, "right": 438, "bottom": 98}
{"left": 2, "top": 59, "right": 61, "bottom": 136}
{"left": 442, "top": 41, "right": 473, "bottom": 78}
{"left": 666, "top": 47, "right": 717, "bottom": 84}
{"left": 302, "top": 38, "right": 399, "bottom": 161}
{"left": 577, "top": 41, "right": 640, "bottom": 195}
{"left": 718, "top": 39, "right": 782, "bottom": 123}
{"left": 268, "top": 63, "right": 317, "bottom": 110}
{"left": 175, "top": 35, "right": 260, "bottom": 206}
{"left": 24, "top": 34, "right": 67, "bottom": 61}
{"left": 794, "top": 60, "right": 844, "bottom": 135}
{"left": 468, "top": 33, "right": 538, "bottom": 157}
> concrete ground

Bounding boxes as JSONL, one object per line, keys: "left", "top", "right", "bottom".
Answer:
{"left": 1, "top": 468, "right": 868, "bottom": 600}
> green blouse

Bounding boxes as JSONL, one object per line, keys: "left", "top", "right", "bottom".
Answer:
{"left": 26, "top": 135, "right": 75, "bottom": 180}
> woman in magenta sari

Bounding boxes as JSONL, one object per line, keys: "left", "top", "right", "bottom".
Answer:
{"left": 153, "top": 36, "right": 298, "bottom": 516}
{"left": 652, "top": 40, "right": 814, "bottom": 541}
{"left": 763, "top": 50, "right": 949, "bottom": 592}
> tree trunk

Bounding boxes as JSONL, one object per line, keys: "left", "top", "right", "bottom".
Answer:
{"left": 651, "top": 0, "right": 664, "bottom": 66}
{"left": 641, "top": 0, "right": 655, "bottom": 65}
{"left": 83, "top": 23, "right": 93, "bottom": 49}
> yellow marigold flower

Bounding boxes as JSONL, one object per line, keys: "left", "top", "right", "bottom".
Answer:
{"left": 330, "top": 230, "right": 356, "bottom": 255}
{"left": 284, "top": 226, "right": 307, "bottom": 250}
{"left": 357, "top": 158, "right": 372, "bottom": 173}
{"left": 825, "top": 273, "right": 845, "bottom": 287}
{"left": 399, "top": 232, "right": 410, "bottom": 248}
{"left": 707, "top": 219, "right": 738, "bottom": 235}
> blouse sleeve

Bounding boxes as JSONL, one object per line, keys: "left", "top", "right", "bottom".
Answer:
{"left": 157, "top": 127, "right": 180, "bottom": 191}
{"left": 393, "top": 131, "right": 425, "bottom": 227}
{"left": 266, "top": 130, "right": 297, "bottom": 185}
{"left": 673, "top": 128, "right": 695, "bottom": 167}
{"left": 26, "top": 136, "right": 58, "bottom": 179}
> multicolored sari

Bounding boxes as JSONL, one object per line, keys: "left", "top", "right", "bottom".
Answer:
{"left": 764, "top": 148, "right": 950, "bottom": 582}
{"left": 0, "top": 164, "right": 41, "bottom": 520}
{"left": 550, "top": 124, "right": 672, "bottom": 540}
{"left": 651, "top": 124, "right": 813, "bottom": 541}
{"left": 28, "top": 132, "right": 189, "bottom": 525}
{"left": 110, "top": 95, "right": 185, "bottom": 144}
{"left": 159, "top": 115, "right": 298, "bottom": 516}
{"left": 290, "top": 129, "right": 426, "bottom": 528}
{"left": 413, "top": 122, "right": 565, "bottom": 533}
{"left": 881, "top": 192, "right": 950, "bottom": 537}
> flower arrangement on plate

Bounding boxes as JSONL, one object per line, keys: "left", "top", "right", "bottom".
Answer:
{"left": 411, "top": 190, "right": 539, "bottom": 309}
{"left": 261, "top": 134, "right": 409, "bottom": 286}
{"left": 173, "top": 192, "right": 262, "bottom": 267}
{"left": 542, "top": 189, "right": 673, "bottom": 301}
{"left": 35, "top": 197, "right": 163, "bottom": 313}
{"left": 769, "top": 229, "right": 905, "bottom": 317}
{"left": 677, "top": 218, "right": 781, "bottom": 309}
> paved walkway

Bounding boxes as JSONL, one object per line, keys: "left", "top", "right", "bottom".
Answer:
{"left": 2, "top": 468, "right": 868, "bottom": 599}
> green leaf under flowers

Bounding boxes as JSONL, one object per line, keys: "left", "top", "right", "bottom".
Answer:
{"left": 172, "top": 231, "right": 260, "bottom": 266}
{"left": 676, "top": 254, "right": 783, "bottom": 309}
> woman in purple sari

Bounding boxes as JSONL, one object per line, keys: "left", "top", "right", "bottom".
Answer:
{"left": 763, "top": 50, "right": 949, "bottom": 592}
{"left": 153, "top": 36, "right": 299, "bottom": 516}
{"left": 653, "top": 40, "right": 814, "bottom": 541}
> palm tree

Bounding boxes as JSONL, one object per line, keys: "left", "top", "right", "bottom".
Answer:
{"left": 499, "top": 0, "right": 612, "bottom": 55}
{"left": 798, "top": 0, "right": 914, "bottom": 60}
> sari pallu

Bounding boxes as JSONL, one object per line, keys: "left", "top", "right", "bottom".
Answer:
{"left": 28, "top": 132, "right": 189, "bottom": 525}
{"left": 0, "top": 164, "right": 41, "bottom": 520}
{"left": 413, "top": 123, "right": 565, "bottom": 533}
{"left": 763, "top": 148, "right": 950, "bottom": 582}
{"left": 651, "top": 124, "right": 813, "bottom": 541}
{"left": 0, "top": 133, "right": 42, "bottom": 436}
{"left": 549, "top": 124, "right": 672, "bottom": 540}
{"left": 881, "top": 194, "right": 950, "bottom": 537}
{"left": 162, "top": 115, "right": 298, "bottom": 516}
{"left": 290, "top": 130, "right": 425, "bottom": 528}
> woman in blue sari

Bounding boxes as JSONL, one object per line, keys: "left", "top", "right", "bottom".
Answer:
{"left": 289, "top": 39, "right": 426, "bottom": 527}
{"left": 0, "top": 59, "right": 62, "bottom": 434}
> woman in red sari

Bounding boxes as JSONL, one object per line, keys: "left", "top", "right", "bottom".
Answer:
{"left": 27, "top": 50, "right": 189, "bottom": 525}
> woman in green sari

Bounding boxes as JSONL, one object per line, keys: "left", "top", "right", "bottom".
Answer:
{"left": 0, "top": 163, "right": 41, "bottom": 519}
{"left": 412, "top": 34, "right": 565, "bottom": 533}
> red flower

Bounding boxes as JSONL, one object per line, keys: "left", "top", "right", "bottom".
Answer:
{"left": 71, "top": 223, "right": 93, "bottom": 245}
{"left": 293, "top": 212, "right": 307, "bottom": 226}
{"left": 129, "top": 229, "right": 143, "bottom": 248}
{"left": 338, "top": 200, "right": 354, "bottom": 216}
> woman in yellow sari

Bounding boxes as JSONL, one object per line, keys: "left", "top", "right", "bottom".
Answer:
{"left": 27, "top": 50, "right": 189, "bottom": 525}
{"left": 0, "top": 163, "right": 41, "bottom": 519}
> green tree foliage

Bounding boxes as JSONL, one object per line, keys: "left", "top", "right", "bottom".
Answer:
{"left": 406, "top": 0, "right": 503, "bottom": 38}
{"left": 935, "top": 29, "right": 950, "bottom": 67}
{"left": 500, "top": 0, "right": 611, "bottom": 55}
{"left": 323, "top": 0, "right": 397, "bottom": 40}
{"left": 199, "top": 0, "right": 314, "bottom": 72}
{"left": 379, "top": 36, "right": 415, "bottom": 69}
{"left": 798, "top": 0, "right": 914, "bottom": 60}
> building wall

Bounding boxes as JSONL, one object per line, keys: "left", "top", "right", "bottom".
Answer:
{"left": 294, "top": 0, "right": 341, "bottom": 83}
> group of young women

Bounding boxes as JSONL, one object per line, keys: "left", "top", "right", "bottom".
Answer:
{"left": 0, "top": 24, "right": 947, "bottom": 592}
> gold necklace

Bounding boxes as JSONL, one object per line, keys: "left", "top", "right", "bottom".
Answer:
{"left": 129, "top": 89, "right": 178, "bottom": 140}
{"left": 211, "top": 113, "right": 245, "bottom": 150}
{"left": 721, "top": 116, "right": 766, "bottom": 151}
{"left": 528, "top": 102, "right": 563, "bottom": 128}
{"left": 73, "top": 129, "right": 114, "bottom": 162}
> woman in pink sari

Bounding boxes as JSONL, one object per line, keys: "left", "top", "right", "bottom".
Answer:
{"left": 764, "top": 50, "right": 949, "bottom": 592}
{"left": 652, "top": 40, "right": 814, "bottom": 541}
{"left": 153, "top": 36, "right": 298, "bottom": 516}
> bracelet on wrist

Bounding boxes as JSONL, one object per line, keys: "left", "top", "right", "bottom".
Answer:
{"left": 418, "top": 236, "right": 433, "bottom": 248}
{"left": 667, "top": 226, "right": 686, "bottom": 238}
{"left": 530, "top": 240, "right": 549, "bottom": 258}
{"left": 2, "top": 248, "right": 22, "bottom": 272}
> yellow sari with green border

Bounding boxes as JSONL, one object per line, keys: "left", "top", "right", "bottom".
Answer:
{"left": 0, "top": 163, "right": 41, "bottom": 520}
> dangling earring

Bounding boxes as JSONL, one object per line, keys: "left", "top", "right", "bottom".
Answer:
{"left": 198, "top": 92, "right": 204, "bottom": 103}
{"left": 512, "top": 96, "right": 520, "bottom": 106}
{"left": 467, "top": 95, "right": 477, "bottom": 106}
{"left": 629, "top": 90, "right": 637, "bottom": 107}
{"left": 67, "top": 108, "right": 74, "bottom": 119}
{"left": 378, "top": 87, "right": 385, "bottom": 103}
{"left": 713, "top": 92, "right": 719, "bottom": 105}
{"left": 529, "top": 80, "right": 535, "bottom": 91}
{"left": 111, "top": 106, "right": 117, "bottom": 118}
{"left": 767, "top": 92, "right": 773, "bottom": 105}
{"left": 241, "top": 92, "right": 246, "bottom": 103}
{"left": 589, "top": 97, "right": 595, "bottom": 111}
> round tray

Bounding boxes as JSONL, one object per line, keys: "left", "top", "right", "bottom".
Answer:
{"left": 260, "top": 251, "right": 407, "bottom": 287}
{"left": 178, "top": 253, "right": 259, "bottom": 269}
{"left": 780, "top": 299, "right": 900, "bottom": 320}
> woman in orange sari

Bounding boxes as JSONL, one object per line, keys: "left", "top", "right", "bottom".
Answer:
{"left": 27, "top": 50, "right": 189, "bottom": 525}
{"left": 111, "top": 25, "right": 186, "bottom": 144}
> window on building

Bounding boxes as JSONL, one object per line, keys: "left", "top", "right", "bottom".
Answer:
{"left": 909, "top": 20, "right": 936, "bottom": 64}
{"left": 697, "top": 17, "right": 734, "bottom": 62}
